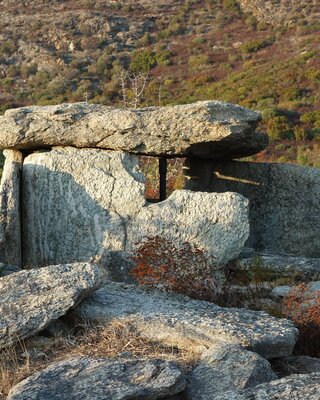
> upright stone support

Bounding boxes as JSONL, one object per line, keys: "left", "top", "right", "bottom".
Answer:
{"left": 0, "top": 150, "right": 23, "bottom": 267}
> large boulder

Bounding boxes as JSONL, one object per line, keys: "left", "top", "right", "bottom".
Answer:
{"left": 21, "top": 147, "right": 145, "bottom": 268}
{"left": 214, "top": 372, "right": 320, "bottom": 399}
{"left": 75, "top": 281, "right": 298, "bottom": 360}
{"left": 0, "top": 262, "right": 105, "bottom": 349}
{"left": 0, "top": 149, "right": 23, "bottom": 267}
{"left": 7, "top": 357, "right": 186, "bottom": 400}
{"left": 185, "top": 159, "right": 320, "bottom": 257}
{"left": 0, "top": 101, "right": 267, "bottom": 159}
{"left": 127, "top": 190, "right": 249, "bottom": 266}
{"left": 187, "top": 343, "right": 276, "bottom": 400}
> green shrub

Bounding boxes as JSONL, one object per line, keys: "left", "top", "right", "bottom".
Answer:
{"left": 130, "top": 50, "right": 157, "bottom": 73}
{"left": 241, "top": 37, "right": 275, "bottom": 54}
{"left": 266, "top": 116, "right": 291, "bottom": 140}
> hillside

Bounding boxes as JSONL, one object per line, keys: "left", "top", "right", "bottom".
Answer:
{"left": 0, "top": 0, "right": 319, "bottom": 166}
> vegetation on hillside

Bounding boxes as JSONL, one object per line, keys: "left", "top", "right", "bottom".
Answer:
{"left": 0, "top": 0, "right": 319, "bottom": 167}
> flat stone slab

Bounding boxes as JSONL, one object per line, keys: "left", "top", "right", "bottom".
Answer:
{"left": 75, "top": 281, "right": 298, "bottom": 360}
{"left": 214, "top": 372, "right": 320, "bottom": 399}
{"left": 0, "top": 263, "right": 105, "bottom": 349}
{"left": 0, "top": 101, "right": 267, "bottom": 159}
{"left": 7, "top": 357, "right": 186, "bottom": 400}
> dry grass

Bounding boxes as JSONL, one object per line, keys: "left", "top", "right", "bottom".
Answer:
{"left": 0, "top": 319, "right": 200, "bottom": 398}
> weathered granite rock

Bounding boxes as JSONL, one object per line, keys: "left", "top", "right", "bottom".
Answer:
{"left": 22, "top": 147, "right": 145, "bottom": 268}
{"left": 75, "top": 281, "right": 298, "bottom": 359}
{"left": 185, "top": 160, "right": 320, "bottom": 257}
{"left": 272, "top": 356, "right": 320, "bottom": 377}
{"left": 0, "top": 262, "right": 105, "bottom": 349}
{"left": 0, "top": 101, "right": 267, "bottom": 159}
{"left": 214, "top": 373, "right": 320, "bottom": 399}
{"left": 272, "top": 282, "right": 320, "bottom": 299}
{"left": 0, "top": 149, "right": 23, "bottom": 267}
{"left": 187, "top": 343, "right": 277, "bottom": 400}
{"left": 127, "top": 190, "right": 250, "bottom": 266}
{"left": 7, "top": 357, "right": 186, "bottom": 400}
{"left": 0, "top": 262, "right": 20, "bottom": 277}
{"left": 239, "top": 254, "right": 320, "bottom": 280}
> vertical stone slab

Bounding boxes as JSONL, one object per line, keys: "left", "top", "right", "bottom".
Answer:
{"left": 21, "top": 147, "right": 146, "bottom": 269}
{"left": 184, "top": 158, "right": 320, "bottom": 257}
{"left": 0, "top": 150, "right": 23, "bottom": 267}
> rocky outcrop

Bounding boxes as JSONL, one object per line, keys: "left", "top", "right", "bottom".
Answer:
{"left": 239, "top": 254, "right": 320, "bottom": 280}
{"left": 75, "top": 281, "right": 298, "bottom": 359}
{"left": 7, "top": 357, "right": 186, "bottom": 400}
{"left": 127, "top": 190, "right": 249, "bottom": 266}
{"left": 272, "top": 355, "right": 320, "bottom": 377}
{"left": 214, "top": 372, "right": 320, "bottom": 399}
{"left": 0, "top": 262, "right": 105, "bottom": 349}
{"left": 186, "top": 343, "right": 276, "bottom": 399}
{"left": 0, "top": 101, "right": 267, "bottom": 159}
{"left": 0, "top": 149, "right": 23, "bottom": 267}
{"left": 185, "top": 160, "right": 320, "bottom": 257}
{"left": 21, "top": 147, "right": 145, "bottom": 268}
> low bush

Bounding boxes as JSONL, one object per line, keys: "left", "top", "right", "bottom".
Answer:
{"left": 282, "top": 283, "right": 320, "bottom": 356}
{"left": 129, "top": 235, "right": 218, "bottom": 302}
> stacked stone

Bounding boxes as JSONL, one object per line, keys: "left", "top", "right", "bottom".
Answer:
{"left": 0, "top": 100, "right": 266, "bottom": 272}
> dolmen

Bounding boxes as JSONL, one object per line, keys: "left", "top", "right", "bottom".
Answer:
{"left": 1, "top": 101, "right": 320, "bottom": 399}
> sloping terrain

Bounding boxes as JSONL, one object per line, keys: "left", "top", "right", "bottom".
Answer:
{"left": 0, "top": 0, "right": 319, "bottom": 165}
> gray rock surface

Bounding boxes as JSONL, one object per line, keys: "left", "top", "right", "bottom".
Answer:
{"left": 75, "top": 281, "right": 298, "bottom": 359}
{"left": 7, "top": 357, "right": 186, "bottom": 400}
{"left": 0, "top": 262, "right": 105, "bottom": 349}
{"left": 272, "top": 356, "right": 320, "bottom": 377}
{"left": 271, "top": 282, "right": 320, "bottom": 300}
{"left": 184, "top": 159, "right": 320, "bottom": 257}
{"left": 214, "top": 373, "right": 320, "bottom": 399}
{"left": 0, "top": 149, "right": 23, "bottom": 267}
{"left": 21, "top": 147, "right": 249, "bottom": 274}
{"left": 127, "top": 190, "right": 249, "bottom": 266}
{"left": 0, "top": 101, "right": 267, "bottom": 159}
{"left": 21, "top": 147, "right": 145, "bottom": 268}
{"left": 0, "top": 262, "right": 20, "bottom": 277}
{"left": 187, "top": 343, "right": 276, "bottom": 399}
{"left": 239, "top": 254, "right": 320, "bottom": 280}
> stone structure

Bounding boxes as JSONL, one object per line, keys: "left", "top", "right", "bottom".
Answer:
{"left": 184, "top": 159, "right": 320, "bottom": 257}
{"left": 1, "top": 100, "right": 320, "bottom": 399}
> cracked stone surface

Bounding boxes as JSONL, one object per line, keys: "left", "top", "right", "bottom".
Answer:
{"left": 75, "top": 281, "right": 298, "bottom": 360}
{"left": 7, "top": 357, "right": 186, "bottom": 400}
{"left": 186, "top": 343, "right": 277, "bottom": 400}
{"left": 213, "top": 373, "right": 320, "bottom": 399}
{"left": 0, "top": 149, "right": 23, "bottom": 267}
{"left": 0, "top": 101, "right": 267, "bottom": 159}
{"left": 0, "top": 262, "right": 105, "bottom": 349}
{"left": 21, "top": 147, "right": 145, "bottom": 268}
